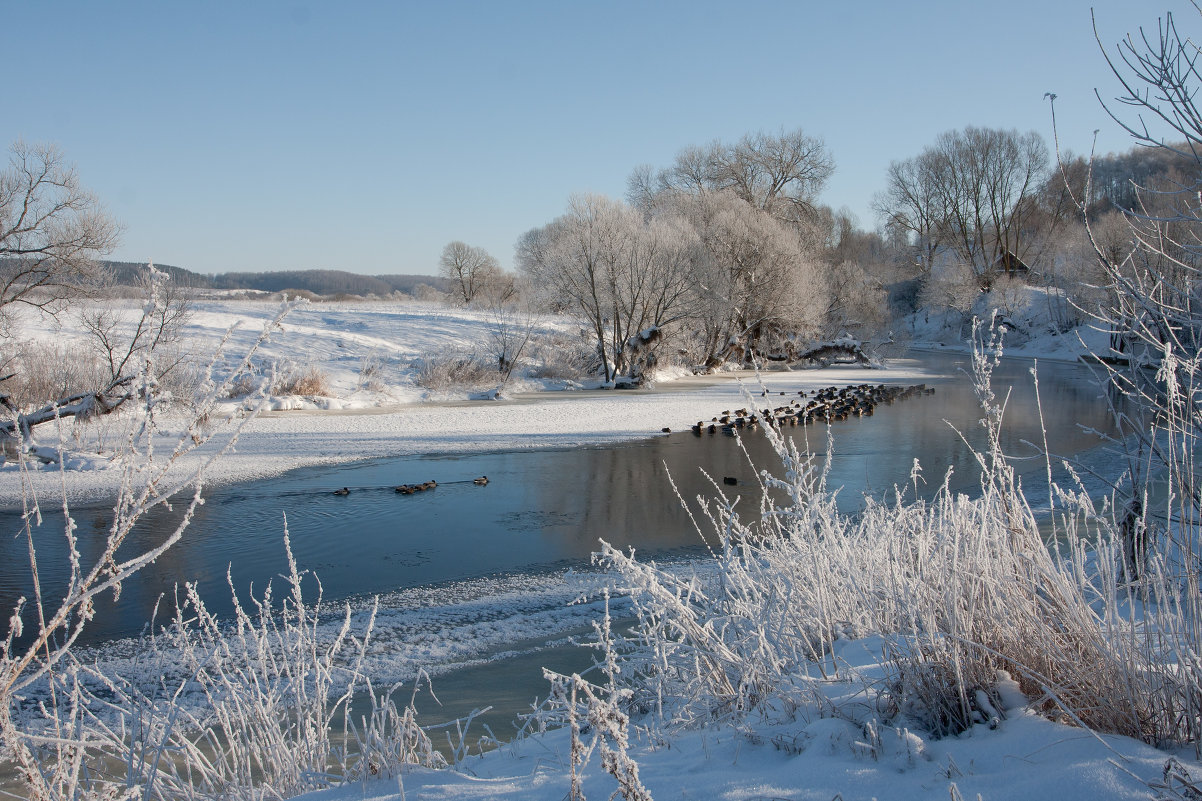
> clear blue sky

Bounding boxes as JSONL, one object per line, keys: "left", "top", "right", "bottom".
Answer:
{"left": 3, "top": 1, "right": 1175, "bottom": 276}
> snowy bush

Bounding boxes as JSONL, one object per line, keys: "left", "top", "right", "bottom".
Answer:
{"left": 531, "top": 594, "right": 652, "bottom": 801}
{"left": 355, "top": 351, "right": 389, "bottom": 392}
{"left": 919, "top": 260, "right": 980, "bottom": 320}
{"left": 525, "top": 330, "right": 597, "bottom": 381}
{"left": 225, "top": 371, "right": 261, "bottom": 399}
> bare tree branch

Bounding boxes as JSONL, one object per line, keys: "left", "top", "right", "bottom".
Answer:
{"left": 0, "top": 141, "right": 119, "bottom": 324}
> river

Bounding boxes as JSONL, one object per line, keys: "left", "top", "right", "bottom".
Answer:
{"left": 0, "top": 351, "right": 1125, "bottom": 739}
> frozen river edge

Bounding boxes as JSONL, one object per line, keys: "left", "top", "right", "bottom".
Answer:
{"left": 0, "top": 360, "right": 941, "bottom": 511}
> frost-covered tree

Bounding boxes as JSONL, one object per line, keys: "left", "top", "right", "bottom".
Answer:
{"left": 668, "top": 190, "right": 827, "bottom": 366}
{"left": 823, "top": 259, "right": 890, "bottom": 337}
{"left": 516, "top": 194, "right": 701, "bottom": 383}
{"left": 627, "top": 129, "right": 838, "bottom": 364}
{"left": 0, "top": 141, "right": 118, "bottom": 330}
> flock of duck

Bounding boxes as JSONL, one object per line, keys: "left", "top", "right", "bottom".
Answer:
{"left": 686, "top": 382, "right": 935, "bottom": 436}
{"left": 332, "top": 475, "right": 488, "bottom": 496}
{"left": 394, "top": 480, "right": 439, "bottom": 495}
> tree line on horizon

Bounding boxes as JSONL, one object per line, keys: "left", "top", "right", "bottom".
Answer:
{"left": 94, "top": 262, "right": 451, "bottom": 298}
{"left": 0, "top": 255, "right": 452, "bottom": 299}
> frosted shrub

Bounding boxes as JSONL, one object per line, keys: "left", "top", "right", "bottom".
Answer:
{"left": 0, "top": 302, "right": 298, "bottom": 801}
{"left": 534, "top": 596, "right": 652, "bottom": 801}
{"left": 537, "top": 671, "right": 652, "bottom": 801}
{"left": 225, "top": 372, "right": 260, "bottom": 399}
{"left": 4, "top": 339, "right": 109, "bottom": 408}
{"left": 343, "top": 676, "right": 446, "bottom": 783}
{"left": 355, "top": 351, "right": 389, "bottom": 392}
{"left": 149, "top": 344, "right": 208, "bottom": 409}
{"left": 919, "top": 260, "right": 979, "bottom": 321}
{"left": 526, "top": 330, "right": 596, "bottom": 381}
{"left": 986, "top": 275, "right": 1032, "bottom": 318}
{"left": 4, "top": 337, "right": 206, "bottom": 424}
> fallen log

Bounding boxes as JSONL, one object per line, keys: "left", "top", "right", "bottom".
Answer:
{"left": 0, "top": 375, "right": 136, "bottom": 440}
{"left": 796, "top": 337, "right": 877, "bottom": 367}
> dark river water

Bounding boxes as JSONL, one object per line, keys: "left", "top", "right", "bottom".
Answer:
{"left": 0, "top": 351, "right": 1124, "bottom": 738}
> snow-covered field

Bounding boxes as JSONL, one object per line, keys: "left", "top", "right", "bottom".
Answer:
{"left": 5, "top": 295, "right": 1195, "bottom": 801}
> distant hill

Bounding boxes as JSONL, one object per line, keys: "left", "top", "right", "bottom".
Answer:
{"left": 0, "top": 259, "right": 216, "bottom": 289}
{"left": 209, "top": 269, "right": 449, "bottom": 296}
{"left": 98, "top": 262, "right": 449, "bottom": 297}
{"left": 211, "top": 269, "right": 396, "bottom": 296}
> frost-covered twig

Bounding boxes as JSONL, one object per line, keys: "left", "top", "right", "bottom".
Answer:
{"left": 0, "top": 297, "right": 297, "bottom": 801}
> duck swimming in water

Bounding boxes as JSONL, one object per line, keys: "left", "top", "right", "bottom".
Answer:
{"left": 473, "top": 476, "right": 489, "bottom": 486}
{"left": 333, "top": 487, "right": 350, "bottom": 496}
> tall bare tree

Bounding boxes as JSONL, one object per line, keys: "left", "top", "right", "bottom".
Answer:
{"left": 438, "top": 240, "right": 502, "bottom": 305}
{"left": 877, "top": 127, "right": 1052, "bottom": 289}
{"left": 874, "top": 152, "right": 948, "bottom": 275}
{"left": 0, "top": 141, "right": 118, "bottom": 330}
{"left": 936, "top": 127, "right": 1049, "bottom": 284}
{"left": 629, "top": 128, "right": 834, "bottom": 230}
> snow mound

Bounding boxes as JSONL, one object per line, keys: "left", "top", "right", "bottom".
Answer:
{"left": 907, "top": 283, "right": 1111, "bottom": 362}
